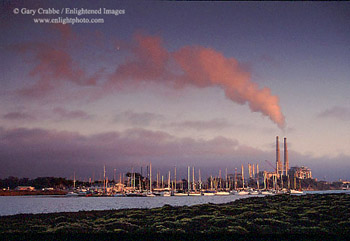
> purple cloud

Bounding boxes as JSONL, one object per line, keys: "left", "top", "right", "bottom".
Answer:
{"left": 0, "top": 126, "right": 251, "bottom": 178}
{"left": 53, "top": 107, "right": 92, "bottom": 120}
{"left": 318, "top": 106, "right": 350, "bottom": 121}
{"left": 168, "top": 118, "right": 232, "bottom": 131}
{"left": 3, "top": 111, "right": 35, "bottom": 120}
{"left": 114, "top": 110, "right": 164, "bottom": 126}
{"left": 11, "top": 24, "right": 104, "bottom": 98}
{"left": 317, "top": 106, "right": 350, "bottom": 121}
{"left": 0, "top": 126, "right": 348, "bottom": 181}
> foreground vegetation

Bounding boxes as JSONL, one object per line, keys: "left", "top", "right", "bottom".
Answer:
{"left": 0, "top": 194, "right": 349, "bottom": 238}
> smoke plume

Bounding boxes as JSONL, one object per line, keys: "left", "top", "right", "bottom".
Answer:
{"left": 110, "top": 33, "right": 285, "bottom": 128}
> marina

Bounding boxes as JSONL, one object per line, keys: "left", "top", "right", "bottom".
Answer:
{"left": 46, "top": 136, "right": 334, "bottom": 198}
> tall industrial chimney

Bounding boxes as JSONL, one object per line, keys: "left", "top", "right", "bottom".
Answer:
{"left": 284, "top": 137, "right": 289, "bottom": 176}
{"left": 276, "top": 136, "right": 282, "bottom": 177}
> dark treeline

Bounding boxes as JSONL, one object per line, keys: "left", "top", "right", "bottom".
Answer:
{"left": 0, "top": 176, "right": 76, "bottom": 190}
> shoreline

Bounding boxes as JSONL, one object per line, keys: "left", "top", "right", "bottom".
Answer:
{"left": 0, "top": 190, "right": 67, "bottom": 196}
{"left": 1, "top": 188, "right": 348, "bottom": 197}
{"left": 0, "top": 193, "right": 349, "bottom": 236}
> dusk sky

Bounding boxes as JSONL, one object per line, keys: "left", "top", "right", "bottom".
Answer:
{"left": 1, "top": 1, "right": 349, "bottom": 181}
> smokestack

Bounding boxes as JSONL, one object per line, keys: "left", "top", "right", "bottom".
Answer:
{"left": 284, "top": 137, "right": 289, "bottom": 176}
{"left": 276, "top": 136, "right": 282, "bottom": 177}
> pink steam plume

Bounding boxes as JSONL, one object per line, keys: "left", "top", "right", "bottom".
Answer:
{"left": 110, "top": 33, "right": 285, "bottom": 128}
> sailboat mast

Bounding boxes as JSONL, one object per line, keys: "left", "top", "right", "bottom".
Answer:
{"left": 225, "top": 168, "right": 228, "bottom": 189}
{"left": 187, "top": 166, "right": 190, "bottom": 192}
{"left": 174, "top": 166, "right": 177, "bottom": 192}
{"left": 168, "top": 171, "right": 171, "bottom": 189}
{"left": 256, "top": 163, "right": 259, "bottom": 189}
{"left": 139, "top": 175, "right": 142, "bottom": 191}
{"left": 73, "top": 171, "right": 76, "bottom": 189}
{"left": 234, "top": 168, "right": 237, "bottom": 190}
{"left": 103, "top": 165, "right": 106, "bottom": 193}
{"left": 133, "top": 170, "right": 136, "bottom": 189}
{"left": 198, "top": 169, "right": 202, "bottom": 190}
{"left": 241, "top": 164, "right": 244, "bottom": 189}
{"left": 131, "top": 167, "right": 134, "bottom": 189}
{"left": 192, "top": 167, "right": 195, "bottom": 191}
{"left": 149, "top": 162, "right": 152, "bottom": 192}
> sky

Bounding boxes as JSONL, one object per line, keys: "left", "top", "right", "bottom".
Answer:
{"left": 1, "top": 1, "right": 349, "bottom": 181}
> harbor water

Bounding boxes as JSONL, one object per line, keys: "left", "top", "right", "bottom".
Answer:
{"left": 0, "top": 190, "right": 349, "bottom": 216}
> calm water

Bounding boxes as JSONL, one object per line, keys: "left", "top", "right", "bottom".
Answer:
{"left": 0, "top": 190, "right": 349, "bottom": 216}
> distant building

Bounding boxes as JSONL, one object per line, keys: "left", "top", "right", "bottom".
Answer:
{"left": 338, "top": 179, "right": 350, "bottom": 184}
{"left": 289, "top": 166, "right": 312, "bottom": 179}
{"left": 115, "top": 183, "right": 125, "bottom": 192}
{"left": 338, "top": 180, "right": 350, "bottom": 190}
{"left": 263, "top": 171, "right": 277, "bottom": 180}
{"left": 15, "top": 186, "right": 35, "bottom": 191}
{"left": 42, "top": 187, "right": 54, "bottom": 191}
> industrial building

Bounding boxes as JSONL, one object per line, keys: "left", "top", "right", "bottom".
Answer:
{"left": 289, "top": 166, "right": 312, "bottom": 179}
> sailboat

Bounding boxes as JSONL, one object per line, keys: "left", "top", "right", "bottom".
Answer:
{"left": 260, "top": 190, "right": 273, "bottom": 195}
{"left": 248, "top": 189, "right": 259, "bottom": 195}
{"left": 66, "top": 191, "right": 79, "bottom": 197}
{"left": 215, "top": 191, "right": 230, "bottom": 196}
{"left": 203, "top": 190, "right": 216, "bottom": 196}
{"left": 162, "top": 191, "right": 171, "bottom": 197}
{"left": 237, "top": 190, "right": 249, "bottom": 195}
{"left": 174, "top": 192, "right": 188, "bottom": 196}
{"left": 289, "top": 189, "right": 303, "bottom": 194}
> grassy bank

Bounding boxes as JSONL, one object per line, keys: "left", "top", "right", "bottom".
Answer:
{"left": 0, "top": 194, "right": 349, "bottom": 238}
